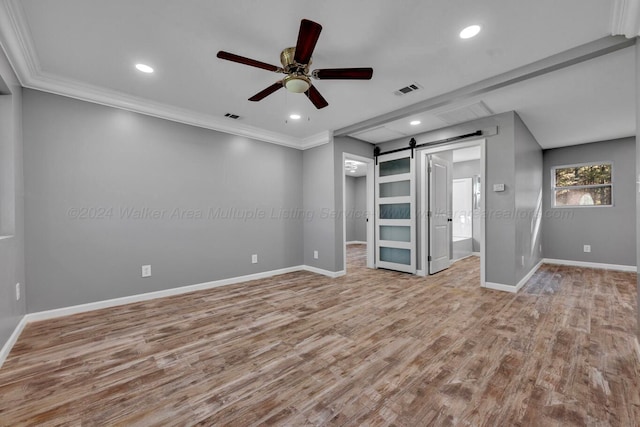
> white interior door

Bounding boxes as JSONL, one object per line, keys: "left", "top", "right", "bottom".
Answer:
{"left": 429, "top": 154, "right": 451, "bottom": 274}
{"left": 375, "top": 151, "right": 416, "bottom": 274}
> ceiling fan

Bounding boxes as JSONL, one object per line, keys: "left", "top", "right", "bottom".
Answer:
{"left": 216, "top": 19, "right": 373, "bottom": 109}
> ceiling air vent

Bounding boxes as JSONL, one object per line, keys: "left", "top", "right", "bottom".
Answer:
{"left": 224, "top": 113, "right": 240, "bottom": 119}
{"left": 394, "top": 82, "right": 422, "bottom": 96}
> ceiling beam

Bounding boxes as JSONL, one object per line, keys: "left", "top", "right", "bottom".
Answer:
{"left": 335, "top": 36, "right": 636, "bottom": 137}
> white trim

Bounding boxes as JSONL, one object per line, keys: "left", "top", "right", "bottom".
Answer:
{"left": 611, "top": 0, "right": 640, "bottom": 38}
{"left": 482, "top": 260, "right": 543, "bottom": 293}
{"left": 0, "top": 315, "right": 27, "bottom": 369}
{"left": 0, "top": 0, "right": 330, "bottom": 151}
{"left": 299, "top": 131, "right": 332, "bottom": 150}
{"left": 302, "top": 265, "right": 346, "bottom": 278}
{"left": 542, "top": 258, "right": 637, "bottom": 272}
{"left": 451, "top": 253, "right": 475, "bottom": 262}
{"left": 1, "top": 265, "right": 348, "bottom": 367}
{"left": 343, "top": 152, "right": 375, "bottom": 271}
{"left": 26, "top": 265, "right": 346, "bottom": 323}
{"left": 346, "top": 241, "right": 367, "bottom": 245}
{"left": 551, "top": 161, "right": 614, "bottom": 208}
{"left": 416, "top": 269, "right": 426, "bottom": 277}
{"left": 26, "top": 266, "right": 303, "bottom": 322}
{"left": 472, "top": 252, "right": 481, "bottom": 257}
{"left": 483, "top": 282, "right": 519, "bottom": 293}
{"left": 516, "top": 260, "right": 543, "bottom": 290}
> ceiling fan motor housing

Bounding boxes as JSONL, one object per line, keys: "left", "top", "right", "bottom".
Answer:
{"left": 280, "top": 47, "right": 312, "bottom": 93}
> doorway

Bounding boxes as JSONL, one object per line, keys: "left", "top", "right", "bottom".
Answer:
{"left": 342, "top": 153, "right": 374, "bottom": 272}
{"left": 420, "top": 139, "right": 486, "bottom": 285}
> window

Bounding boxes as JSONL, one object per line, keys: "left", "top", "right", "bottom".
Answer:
{"left": 552, "top": 162, "right": 612, "bottom": 207}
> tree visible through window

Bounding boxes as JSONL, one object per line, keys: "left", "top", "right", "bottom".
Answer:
{"left": 553, "top": 163, "right": 612, "bottom": 207}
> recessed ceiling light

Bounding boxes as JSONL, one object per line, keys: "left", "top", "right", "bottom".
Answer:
{"left": 350, "top": 170, "right": 356, "bottom": 173}
{"left": 135, "top": 63, "right": 154, "bottom": 73}
{"left": 289, "top": 114, "right": 301, "bottom": 120}
{"left": 460, "top": 25, "right": 481, "bottom": 39}
{"left": 410, "top": 120, "right": 421, "bottom": 126}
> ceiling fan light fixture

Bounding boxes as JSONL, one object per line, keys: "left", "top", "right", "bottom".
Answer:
{"left": 283, "top": 75, "right": 311, "bottom": 93}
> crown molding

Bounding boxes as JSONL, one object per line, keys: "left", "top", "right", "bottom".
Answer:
{"left": 299, "top": 130, "right": 333, "bottom": 149}
{"left": 611, "top": 0, "right": 640, "bottom": 38}
{"left": 0, "top": 0, "right": 329, "bottom": 150}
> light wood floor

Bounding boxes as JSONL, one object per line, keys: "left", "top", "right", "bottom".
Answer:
{"left": 1, "top": 245, "right": 638, "bottom": 426}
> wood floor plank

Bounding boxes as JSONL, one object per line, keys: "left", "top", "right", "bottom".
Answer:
{"left": 0, "top": 245, "right": 638, "bottom": 426}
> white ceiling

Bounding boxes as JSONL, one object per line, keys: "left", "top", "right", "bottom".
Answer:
{"left": 0, "top": 0, "right": 635, "bottom": 149}
{"left": 344, "top": 159, "right": 367, "bottom": 177}
{"left": 357, "top": 45, "right": 636, "bottom": 149}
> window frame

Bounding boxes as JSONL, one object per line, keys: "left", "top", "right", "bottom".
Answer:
{"left": 551, "top": 161, "right": 614, "bottom": 208}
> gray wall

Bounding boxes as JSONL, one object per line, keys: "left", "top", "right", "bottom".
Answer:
{"left": 302, "top": 142, "right": 336, "bottom": 271}
{"left": 636, "top": 40, "right": 639, "bottom": 338}
{"left": 23, "top": 89, "right": 304, "bottom": 312}
{"left": 453, "top": 159, "right": 481, "bottom": 252}
{"left": 542, "top": 137, "right": 636, "bottom": 266}
{"left": 0, "top": 48, "right": 26, "bottom": 351}
{"left": 333, "top": 136, "right": 374, "bottom": 271}
{"left": 354, "top": 176, "right": 367, "bottom": 242}
{"left": 514, "top": 114, "right": 543, "bottom": 283}
{"left": 345, "top": 175, "right": 366, "bottom": 242}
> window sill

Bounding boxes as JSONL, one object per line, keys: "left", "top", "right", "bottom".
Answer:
{"left": 552, "top": 205, "right": 614, "bottom": 209}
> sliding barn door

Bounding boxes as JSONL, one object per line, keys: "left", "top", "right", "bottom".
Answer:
{"left": 375, "top": 151, "right": 416, "bottom": 273}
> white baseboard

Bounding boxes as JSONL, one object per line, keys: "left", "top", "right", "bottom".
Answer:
{"left": 2, "top": 264, "right": 350, "bottom": 368}
{"left": 346, "top": 241, "right": 366, "bottom": 245}
{"left": 542, "top": 258, "right": 637, "bottom": 272}
{"left": 483, "top": 260, "right": 543, "bottom": 294}
{"left": 483, "top": 281, "right": 519, "bottom": 293}
{"left": 516, "top": 260, "right": 543, "bottom": 291}
{"left": 0, "top": 315, "right": 27, "bottom": 369}
{"left": 472, "top": 252, "right": 481, "bottom": 257}
{"left": 302, "top": 265, "right": 346, "bottom": 278}
{"left": 26, "top": 263, "right": 348, "bottom": 324}
{"left": 26, "top": 266, "right": 304, "bottom": 323}
{"left": 416, "top": 269, "right": 426, "bottom": 277}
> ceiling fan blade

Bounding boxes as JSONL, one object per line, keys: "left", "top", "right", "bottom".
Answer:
{"left": 312, "top": 68, "right": 373, "bottom": 80}
{"left": 217, "top": 51, "right": 281, "bottom": 72}
{"left": 248, "top": 82, "right": 283, "bottom": 101}
{"left": 305, "top": 85, "right": 329, "bottom": 109}
{"left": 293, "top": 19, "right": 322, "bottom": 64}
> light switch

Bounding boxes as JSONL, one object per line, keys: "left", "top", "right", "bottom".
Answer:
{"left": 493, "top": 183, "right": 505, "bottom": 192}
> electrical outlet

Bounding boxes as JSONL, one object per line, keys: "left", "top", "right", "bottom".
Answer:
{"left": 142, "top": 265, "right": 151, "bottom": 277}
{"left": 251, "top": 254, "right": 258, "bottom": 264}
{"left": 15, "top": 283, "right": 20, "bottom": 301}
{"left": 313, "top": 250, "right": 319, "bottom": 259}
{"left": 583, "top": 245, "right": 591, "bottom": 253}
